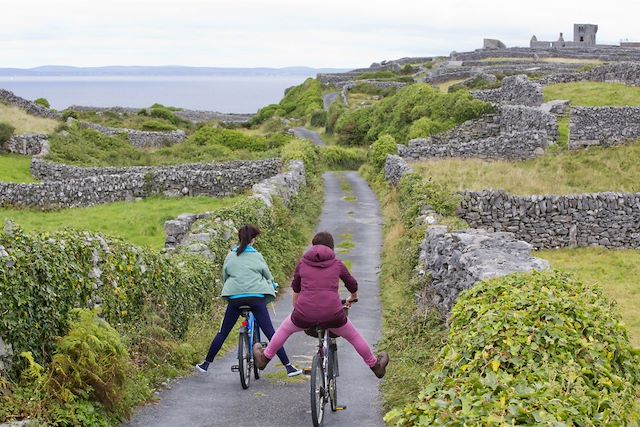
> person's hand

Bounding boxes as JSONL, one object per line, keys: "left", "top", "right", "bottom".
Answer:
{"left": 345, "top": 294, "right": 358, "bottom": 308}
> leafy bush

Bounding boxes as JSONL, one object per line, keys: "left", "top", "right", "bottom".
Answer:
{"left": 310, "top": 109, "right": 327, "bottom": 127}
{"left": 281, "top": 139, "right": 319, "bottom": 177}
{"left": 34, "top": 98, "right": 50, "bottom": 109}
{"left": 397, "top": 173, "right": 460, "bottom": 221}
{"left": 406, "top": 117, "right": 452, "bottom": 140}
{"left": 254, "top": 78, "right": 323, "bottom": 123}
{"left": 187, "top": 125, "right": 289, "bottom": 152}
{"left": 358, "top": 70, "right": 398, "bottom": 79}
{"left": 370, "top": 134, "right": 398, "bottom": 171}
{"left": 386, "top": 271, "right": 640, "bottom": 426}
{"left": 141, "top": 120, "right": 177, "bottom": 132}
{"left": 0, "top": 122, "right": 15, "bottom": 144}
{"left": 319, "top": 146, "right": 367, "bottom": 170}
{"left": 325, "top": 101, "right": 346, "bottom": 135}
{"left": 349, "top": 83, "right": 398, "bottom": 97}
{"left": 62, "top": 110, "right": 79, "bottom": 121}
{"left": 401, "top": 64, "right": 416, "bottom": 75}
{"left": 149, "top": 106, "right": 189, "bottom": 127}
{"left": 337, "top": 84, "right": 493, "bottom": 145}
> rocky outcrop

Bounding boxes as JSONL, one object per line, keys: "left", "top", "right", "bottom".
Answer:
{"left": 569, "top": 107, "right": 640, "bottom": 149}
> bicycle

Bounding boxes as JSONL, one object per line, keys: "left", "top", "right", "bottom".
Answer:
{"left": 231, "top": 305, "right": 262, "bottom": 389}
{"left": 306, "top": 299, "right": 356, "bottom": 427}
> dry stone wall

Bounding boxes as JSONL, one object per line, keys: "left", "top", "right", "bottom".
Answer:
{"left": 569, "top": 107, "right": 640, "bottom": 149}
{"left": 541, "top": 62, "right": 640, "bottom": 87}
{"left": 2, "top": 159, "right": 281, "bottom": 209}
{"left": 66, "top": 105, "right": 254, "bottom": 124}
{"left": 2, "top": 134, "right": 49, "bottom": 156}
{"left": 458, "top": 190, "right": 640, "bottom": 249}
{"left": 0, "top": 89, "right": 60, "bottom": 119}
{"left": 472, "top": 75, "right": 543, "bottom": 106}
{"left": 79, "top": 122, "right": 186, "bottom": 148}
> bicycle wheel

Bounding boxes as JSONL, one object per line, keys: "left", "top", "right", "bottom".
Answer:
{"left": 238, "top": 332, "right": 251, "bottom": 389}
{"left": 328, "top": 348, "right": 338, "bottom": 412}
{"left": 252, "top": 324, "right": 261, "bottom": 380}
{"left": 310, "top": 352, "right": 326, "bottom": 427}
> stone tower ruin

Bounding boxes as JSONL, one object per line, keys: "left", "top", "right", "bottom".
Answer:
{"left": 574, "top": 24, "right": 598, "bottom": 45}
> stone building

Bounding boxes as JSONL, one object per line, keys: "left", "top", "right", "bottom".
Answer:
{"left": 530, "top": 23, "right": 598, "bottom": 48}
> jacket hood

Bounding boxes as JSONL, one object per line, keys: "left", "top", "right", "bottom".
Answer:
{"left": 302, "top": 245, "right": 337, "bottom": 268}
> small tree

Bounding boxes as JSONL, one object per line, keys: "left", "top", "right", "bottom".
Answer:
{"left": 34, "top": 98, "right": 50, "bottom": 108}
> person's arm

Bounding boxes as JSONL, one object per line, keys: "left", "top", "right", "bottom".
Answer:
{"left": 291, "top": 262, "right": 302, "bottom": 304}
{"left": 222, "top": 252, "right": 231, "bottom": 283}
{"left": 258, "top": 253, "right": 274, "bottom": 282}
{"left": 339, "top": 261, "right": 358, "bottom": 304}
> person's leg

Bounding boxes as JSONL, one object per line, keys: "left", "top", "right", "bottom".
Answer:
{"left": 261, "top": 314, "right": 303, "bottom": 360}
{"left": 329, "top": 319, "right": 377, "bottom": 368}
{"left": 251, "top": 302, "right": 295, "bottom": 365}
{"left": 204, "top": 302, "right": 241, "bottom": 362}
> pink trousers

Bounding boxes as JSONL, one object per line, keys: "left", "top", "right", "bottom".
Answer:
{"left": 264, "top": 314, "right": 377, "bottom": 368}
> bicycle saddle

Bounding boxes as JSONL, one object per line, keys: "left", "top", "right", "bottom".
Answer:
{"left": 238, "top": 305, "right": 252, "bottom": 313}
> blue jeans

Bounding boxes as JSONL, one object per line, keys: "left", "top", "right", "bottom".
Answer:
{"left": 205, "top": 297, "right": 290, "bottom": 365}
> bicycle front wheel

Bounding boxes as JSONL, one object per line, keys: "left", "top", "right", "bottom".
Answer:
{"left": 310, "top": 352, "right": 326, "bottom": 427}
{"left": 238, "top": 332, "right": 251, "bottom": 389}
{"left": 252, "top": 325, "right": 261, "bottom": 380}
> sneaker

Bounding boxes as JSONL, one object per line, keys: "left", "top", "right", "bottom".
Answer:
{"left": 195, "top": 361, "right": 210, "bottom": 373}
{"left": 370, "top": 352, "right": 389, "bottom": 379}
{"left": 253, "top": 343, "right": 271, "bottom": 370}
{"left": 285, "top": 364, "right": 303, "bottom": 377}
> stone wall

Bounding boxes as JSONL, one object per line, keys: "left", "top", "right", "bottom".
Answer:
{"left": 164, "top": 160, "right": 306, "bottom": 253}
{"left": 2, "top": 134, "right": 49, "bottom": 156}
{"left": 2, "top": 159, "right": 281, "bottom": 209}
{"left": 66, "top": 105, "right": 254, "bottom": 124}
{"left": 458, "top": 190, "right": 640, "bottom": 249}
{"left": 79, "top": 122, "right": 186, "bottom": 148}
{"left": 383, "top": 155, "right": 414, "bottom": 186}
{"left": 451, "top": 46, "right": 640, "bottom": 62}
{"left": 0, "top": 89, "right": 60, "bottom": 119}
{"left": 569, "top": 107, "right": 640, "bottom": 149}
{"left": 541, "top": 62, "right": 640, "bottom": 87}
{"left": 472, "top": 75, "right": 543, "bottom": 106}
{"left": 399, "top": 105, "right": 557, "bottom": 161}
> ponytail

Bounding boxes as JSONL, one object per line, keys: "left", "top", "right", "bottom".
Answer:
{"left": 237, "top": 224, "right": 260, "bottom": 255}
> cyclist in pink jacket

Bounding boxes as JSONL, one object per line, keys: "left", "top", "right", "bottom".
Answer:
{"left": 254, "top": 231, "right": 389, "bottom": 378}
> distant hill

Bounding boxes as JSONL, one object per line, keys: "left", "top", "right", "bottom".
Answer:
{"left": 0, "top": 65, "right": 350, "bottom": 77}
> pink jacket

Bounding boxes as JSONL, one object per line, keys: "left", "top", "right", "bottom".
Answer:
{"left": 290, "top": 245, "right": 358, "bottom": 329}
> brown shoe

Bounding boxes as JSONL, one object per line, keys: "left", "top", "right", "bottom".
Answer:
{"left": 370, "top": 352, "right": 389, "bottom": 378}
{"left": 253, "top": 343, "right": 271, "bottom": 370}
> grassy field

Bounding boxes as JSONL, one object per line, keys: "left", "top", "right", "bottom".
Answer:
{"left": 0, "top": 103, "right": 60, "bottom": 134}
{"left": 435, "top": 79, "right": 466, "bottom": 93}
{"left": 544, "top": 82, "right": 640, "bottom": 106}
{"left": 538, "top": 248, "right": 640, "bottom": 348}
{"left": 414, "top": 140, "right": 640, "bottom": 195}
{"left": 0, "top": 195, "right": 242, "bottom": 249}
{"left": 0, "top": 154, "right": 38, "bottom": 183}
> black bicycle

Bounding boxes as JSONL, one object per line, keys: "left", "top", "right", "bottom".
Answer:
{"left": 307, "top": 299, "right": 356, "bottom": 427}
{"left": 231, "top": 305, "right": 261, "bottom": 389}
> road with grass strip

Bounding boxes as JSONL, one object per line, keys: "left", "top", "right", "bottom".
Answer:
{"left": 292, "top": 127, "right": 325, "bottom": 146}
{"left": 126, "top": 171, "right": 384, "bottom": 427}
{"left": 323, "top": 92, "right": 339, "bottom": 111}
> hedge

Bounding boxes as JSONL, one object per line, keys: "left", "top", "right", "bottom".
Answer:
{"left": 386, "top": 271, "right": 640, "bottom": 426}
{"left": 253, "top": 78, "right": 323, "bottom": 123}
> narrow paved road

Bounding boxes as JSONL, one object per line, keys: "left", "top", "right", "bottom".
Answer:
{"left": 292, "top": 127, "right": 325, "bottom": 146}
{"left": 126, "top": 171, "right": 384, "bottom": 427}
{"left": 323, "top": 92, "right": 339, "bottom": 111}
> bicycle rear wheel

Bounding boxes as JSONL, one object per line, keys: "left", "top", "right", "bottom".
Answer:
{"left": 310, "top": 352, "right": 326, "bottom": 427}
{"left": 252, "top": 324, "right": 261, "bottom": 380}
{"left": 238, "top": 332, "right": 251, "bottom": 389}
{"left": 328, "top": 348, "right": 338, "bottom": 412}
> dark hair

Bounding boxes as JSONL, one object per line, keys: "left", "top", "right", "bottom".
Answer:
{"left": 312, "top": 231, "right": 334, "bottom": 249}
{"left": 237, "top": 224, "right": 260, "bottom": 255}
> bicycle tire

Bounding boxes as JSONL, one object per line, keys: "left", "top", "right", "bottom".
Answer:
{"left": 310, "top": 352, "right": 326, "bottom": 427}
{"left": 252, "top": 324, "right": 261, "bottom": 380}
{"left": 238, "top": 332, "right": 251, "bottom": 389}
{"left": 328, "top": 348, "right": 338, "bottom": 412}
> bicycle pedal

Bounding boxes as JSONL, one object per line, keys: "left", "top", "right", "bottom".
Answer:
{"left": 335, "top": 406, "right": 347, "bottom": 411}
{"left": 230, "top": 365, "right": 240, "bottom": 372}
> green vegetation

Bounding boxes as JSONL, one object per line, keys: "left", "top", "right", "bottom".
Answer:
{"left": 34, "top": 98, "right": 50, "bottom": 109}
{"left": 47, "top": 125, "right": 289, "bottom": 167}
{"left": 369, "top": 134, "right": 398, "bottom": 171}
{"left": 0, "top": 196, "right": 241, "bottom": 249}
{"left": 0, "top": 154, "right": 38, "bottom": 183}
{"left": 335, "top": 84, "right": 492, "bottom": 146}
{"left": 318, "top": 145, "right": 367, "bottom": 170}
{"left": 387, "top": 271, "right": 640, "bottom": 426}
{"left": 357, "top": 70, "right": 413, "bottom": 83}
{"left": 0, "top": 123, "right": 15, "bottom": 145}
{"left": 414, "top": 140, "right": 640, "bottom": 195}
{"left": 66, "top": 104, "right": 190, "bottom": 132}
{"left": 0, "top": 103, "right": 60, "bottom": 135}
{"left": 349, "top": 82, "right": 398, "bottom": 98}
{"left": 544, "top": 82, "right": 640, "bottom": 106}
{"left": 253, "top": 78, "right": 323, "bottom": 124}
{"left": 538, "top": 248, "right": 640, "bottom": 348}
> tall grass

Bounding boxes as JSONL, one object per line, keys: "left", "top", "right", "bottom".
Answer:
{"left": 544, "top": 82, "right": 640, "bottom": 106}
{"left": 0, "top": 104, "right": 60, "bottom": 135}
{"left": 0, "top": 196, "right": 242, "bottom": 249}
{"left": 0, "top": 154, "right": 38, "bottom": 183}
{"left": 414, "top": 140, "right": 640, "bottom": 195}
{"left": 538, "top": 248, "right": 640, "bottom": 348}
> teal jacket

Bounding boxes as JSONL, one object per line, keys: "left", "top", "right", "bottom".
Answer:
{"left": 220, "top": 246, "right": 276, "bottom": 303}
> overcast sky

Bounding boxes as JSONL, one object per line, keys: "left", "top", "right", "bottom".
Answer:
{"left": 1, "top": 0, "right": 639, "bottom": 69}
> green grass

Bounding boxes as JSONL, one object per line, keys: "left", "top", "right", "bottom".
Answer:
{"left": 0, "top": 196, "right": 242, "bottom": 249}
{"left": 336, "top": 240, "right": 356, "bottom": 254}
{"left": 544, "top": 82, "right": 640, "bottom": 106}
{"left": 538, "top": 248, "right": 640, "bottom": 348}
{"left": 0, "top": 103, "right": 60, "bottom": 135}
{"left": 414, "top": 140, "right": 640, "bottom": 195}
{"left": 262, "top": 370, "right": 309, "bottom": 385}
{"left": 0, "top": 154, "right": 38, "bottom": 183}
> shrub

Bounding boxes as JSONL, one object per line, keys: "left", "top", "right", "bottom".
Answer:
{"left": 358, "top": 70, "right": 398, "bottom": 80}
{"left": 350, "top": 83, "right": 398, "bottom": 97}
{"left": 281, "top": 139, "right": 319, "bottom": 177}
{"left": 0, "top": 122, "right": 15, "bottom": 144}
{"left": 310, "top": 109, "right": 327, "bottom": 127}
{"left": 319, "top": 146, "right": 367, "bottom": 170}
{"left": 62, "top": 110, "right": 79, "bottom": 121}
{"left": 386, "top": 271, "right": 640, "bottom": 426}
{"left": 325, "top": 102, "right": 346, "bottom": 135}
{"left": 335, "top": 107, "right": 373, "bottom": 146}
{"left": 149, "top": 106, "right": 188, "bottom": 127}
{"left": 141, "top": 120, "right": 177, "bottom": 132}
{"left": 407, "top": 117, "right": 452, "bottom": 140}
{"left": 254, "top": 78, "right": 323, "bottom": 123}
{"left": 401, "top": 64, "right": 416, "bottom": 75}
{"left": 370, "top": 134, "right": 398, "bottom": 171}
{"left": 186, "top": 125, "right": 288, "bottom": 152}
{"left": 34, "top": 98, "right": 50, "bottom": 109}
{"left": 397, "top": 173, "right": 460, "bottom": 221}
